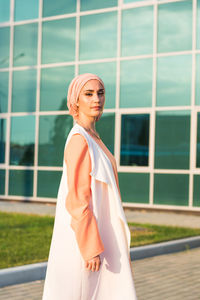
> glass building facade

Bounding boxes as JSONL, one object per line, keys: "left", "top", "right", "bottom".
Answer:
{"left": 0, "top": 0, "right": 200, "bottom": 211}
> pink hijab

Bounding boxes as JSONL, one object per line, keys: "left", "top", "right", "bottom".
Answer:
{"left": 67, "top": 73, "right": 105, "bottom": 121}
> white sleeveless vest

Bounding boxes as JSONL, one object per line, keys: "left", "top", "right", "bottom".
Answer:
{"left": 42, "top": 122, "right": 137, "bottom": 300}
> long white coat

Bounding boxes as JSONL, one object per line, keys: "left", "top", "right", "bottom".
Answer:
{"left": 42, "top": 123, "right": 137, "bottom": 300}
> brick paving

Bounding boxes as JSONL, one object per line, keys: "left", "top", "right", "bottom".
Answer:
{"left": 0, "top": 247, "right": 199, "bottom": 300}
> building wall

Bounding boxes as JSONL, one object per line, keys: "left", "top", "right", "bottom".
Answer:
{"left": 0, "top": 0, "right": 200, "bottom": 211}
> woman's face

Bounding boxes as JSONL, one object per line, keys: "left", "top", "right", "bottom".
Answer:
{"left": 77, "top": 79, "right": 105, "bottom": 121}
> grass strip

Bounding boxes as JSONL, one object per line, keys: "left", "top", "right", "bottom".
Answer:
{"left": 129, "top": 222, "right": 200, "bottom": 247}
{"left": 0, "top": 211, "right": 200, "bottom": 269}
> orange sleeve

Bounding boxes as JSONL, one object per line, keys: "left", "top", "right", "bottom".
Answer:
{"left": 64, "top": 133, "right": 104, "bottom": 261}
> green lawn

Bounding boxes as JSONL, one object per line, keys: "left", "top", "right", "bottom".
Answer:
{"left": 0, "top": 211, "right": 200, "bottom": 269}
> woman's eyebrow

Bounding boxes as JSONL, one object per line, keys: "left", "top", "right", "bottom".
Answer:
{"left": 84, "top": 89, "right": 104, "bottom": 92}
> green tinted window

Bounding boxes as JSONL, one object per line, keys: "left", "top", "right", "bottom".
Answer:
{"left": 9, "top": 170, "right": 33, "bottom": 196}
{"left": 0, "top": 0, "right": 10, "bottom": 23}
{"left": 120, "top": 58, "right": 152, "bottom": 108}
{"left": 154, "top": 173, "right": 189, "bottom": 206}
{"left": 196, "top": 55, "right": 200, "bottom": 105}
{"left": 193, "top": 175, "right": 200, "bottom": 207}
{"left": 156, "top": 55, "right": 192, "bottom": 106}
{"left": 79, "top": 62, "right": 116, "bottom": 109}
{"left": 118, "top": 172, "right": 149, "bottom": 203}
{"left": 79, "top": 12, "right": 117, "bottom": 60}
{"left": 10, "top": 116, "right": 35, "bottom": 166}
{"left": 13, "top": 23, "right": 38, "bottom": 66}
{"left": 0, "top": 169, "right": 5, "bottom": 195}
{"left": 95, "top": 113, "right": 115, "bottom": 154}
{"left": 120, "top": 114, "right": 150, "bottom": 166}
{"left": 43, "top": 0, "right": 76, "bottom": 17}
{"left": 0, "top": 118, "right": 6, "bottom": 163}
{"left": 0, "top": 71, "right": 8, "bottom": 113}
{"left": 123, "top": 0, "right": 148, "bottom": 2}
{"left": 12, "top": 69, "right": 37, "bottom": 112}
{"left": 80, "top": 0, "right": 117, "bottom": 11}
{"left": 155, "top": 110, "right": 190, "bottom": 169}
{"left": 14, "top": 0, "right": 39, "bottom": 21}
{"left": 38, "top": 115, "right": 73, "bottom": 166}
{"left": 0, "top": 27, "right": 10, "bottom": 68}
{"left": 40, "top": 65, "right": 74, "bottom": 111}
{"left": 197, "top": 0, "right": 200, "bottom": 49}
{"left": 197, "top": 112, "right": 200, "bottom": 168}
{"left": 37, "top": 171, "right": 62, "bottom": 198}
{"left": 42, "top": 18, "right": 76, "bottom": 64}
{"left": 121, "top": 6, "right": 153, "bottom": 57}
{"left": 157, "top": 1, "right": 192, "bottom": 53}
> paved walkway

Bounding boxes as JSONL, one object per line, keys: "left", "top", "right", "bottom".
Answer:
{"left": 0, "top": 247, "right": 199, "bottom": 300}
{"left": 0, "top": 200, "right": 200, "bottom": 228}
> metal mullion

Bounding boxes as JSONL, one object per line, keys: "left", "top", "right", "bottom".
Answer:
{"left": 5, "top": 0, "right": 14, "bottom": 197}
{"left": 149, "top": 2, "right": 158, "bottom": 206}
{"left": 75, "top": 0, "right": 80, "bottom": 77}
{"left": 114, "top": 1, "right": 122, "bottom": 168}
{"left": 7, "top": 165, "right": 62, "bottom": 171}
{"left": 33, "top": 0, "right": 42, "bottom": 199}
{"left": 188, "top": 0, "right": 197, "bottom": 208}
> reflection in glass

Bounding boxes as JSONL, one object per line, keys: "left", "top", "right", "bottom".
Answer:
{"left": 0, "top": 27, "right": 10, "bottom": 68}
{"left": 0, "top": 71, "right": 8, "bottom": 113}
{"left": 155, "top": 110, "right": 190, "bottom": 169}
{"left": 10, "top": 116, "right": 35, "bottom": 166}
{"left": 14, "top": 0, "right": 39, "bottom": 21}
{"left": 154, "top": 174, "right": 189, "bottom": 206}
{"left": 42, "top": 18, "right": 76, "bottom": 64}
{"left": 0, "top": 169, "right": 5, "bottom": 195}
{"left": 196, "top": 55, "right": 200, "bottom": 105}
{"left": 80, "top": 0, "right": 117, "bottom": 11}
{"left": 79, "top": 12, "right": 117, "bottom": 60}
{"left": 12, "top": 69, "right": 37, "bottom": 112}
{"left": 38, "top": 115, "right": 73, "bottom": 166}
{"left": 9, "top": 170, "right": 33, "bottom": 196}
{"left": 157, "top": 1, "right": 192, "bottom": 53}
{"left": 118, "top": 172, "right": 149, "bottom": 203}
{"left": 121, "top": 6, "right": 153, "bottom": 57}
{"left": 197, "top": 0, "right": 200, "bottom": 49}
{"left": 0, "top": 118, "right": 6, "bottom": 163}
{"left": 37, "top": 171, "right": 62, "bottom": 198}
{"left": 197, "top": 112, "right": 200, "bottom": 168}
{"left": 79, "top": 62, "right": 116, "bottom": 109}
{"left": 0, "top": 0, "right": 10, "bottom": 23}
{"left": 13, "top": 23, "right": 38, "bottom": 66}
{"left": 40, "top": 65, "right": 74, "bottom": 111}
{"left": 43, "top": 0, "right": 76, "bottom": 17}
{"left": 156, "top": 55, "right": 192, "bottom": 106}
{"left": 120, "top": 58, "right": 152, "bottom": 108}
{"left": 96, "top": 113, "right": 115, "bottom": 154}
{"left": 193, "top": 175, "right": 200, "bottom": 207}
{"left": 120, "top": 114, "right": 150, "bottom": 166}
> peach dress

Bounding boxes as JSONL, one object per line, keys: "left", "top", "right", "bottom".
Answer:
{"left": 64, "top": 132, "right": 122, "bottom": 261}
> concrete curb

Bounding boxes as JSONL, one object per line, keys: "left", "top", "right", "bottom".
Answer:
{"left": 1, "top": 236, "right": 200, "bottom": 288}
{"left": 130, "top": 235, "right": 200, "bottom": 260}
{"left": 0, "top": 262, "right": 47, "bottom": 288}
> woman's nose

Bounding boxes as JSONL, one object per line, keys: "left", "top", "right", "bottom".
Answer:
{"left": 93, "top": 93, "right": 101, "bottom": 102}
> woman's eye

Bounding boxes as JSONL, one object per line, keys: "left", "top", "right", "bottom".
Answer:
{"left": 85, "top": 93, "right": 92, "bottom": 96}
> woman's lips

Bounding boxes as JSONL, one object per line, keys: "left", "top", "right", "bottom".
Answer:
{"left": 92, "top": 106, "right": 101, "bottom": 110}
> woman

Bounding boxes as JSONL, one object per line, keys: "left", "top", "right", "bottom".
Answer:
{"left": 42, "top": 73, "right": 137, "bottom": 300}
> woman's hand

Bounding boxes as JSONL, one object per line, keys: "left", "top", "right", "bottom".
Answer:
{"left": 85, "top": 254, "right": 101, "bottom": 272}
